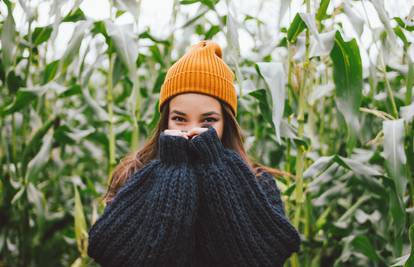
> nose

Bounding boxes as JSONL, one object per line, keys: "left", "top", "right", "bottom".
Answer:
{"left": 182, "top": 124, "right": 198, "bottom": 132}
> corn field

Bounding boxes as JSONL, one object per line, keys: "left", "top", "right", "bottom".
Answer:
{"left": 1, "top": 0, "right": 414, "bottom": 266}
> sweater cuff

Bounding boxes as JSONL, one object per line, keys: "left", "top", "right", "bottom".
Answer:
{"left": 157, "top": 131, "right": 190, "bottom": 164}
{"left": 189, "top": 126, "right": 225, "bottom": 164}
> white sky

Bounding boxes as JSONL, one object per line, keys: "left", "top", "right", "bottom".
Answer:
{"left": 1, "top": 0, "right": 413, "bottom": 70}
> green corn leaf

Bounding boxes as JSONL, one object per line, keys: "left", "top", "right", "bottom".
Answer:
{"left": 256, "top": 62, "right": 286, "bottom": 144}
{"left": 31, "top": 26, "right": 53, "bottom": 46}
{"left": 74, "top": 185, "right": 88, "bottom": 256}
{"left": 383, "top": 119, "right": 407, "bottom": 198}
{"left": 330, "top": 31, "right": 362, "bottom": 143}
{"left": 287, "top": 13, "right": 306, "bottom": 43}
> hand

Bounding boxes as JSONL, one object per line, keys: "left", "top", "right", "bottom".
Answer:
{"left": 185, "top": 127, "right": 209, "bottom": 139}
{"left": 163, "top": 127, "right": 210, "bottom": 140}
{"left": 163, "top": 129, "right": 190, "bottom": 139}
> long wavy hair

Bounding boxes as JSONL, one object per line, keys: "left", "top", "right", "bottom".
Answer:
{"left": 102, "top": 97, "right": 289, "bottom": 204}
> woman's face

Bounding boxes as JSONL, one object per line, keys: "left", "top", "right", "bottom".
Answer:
{"left": 167, "top": 93, "right": 224, "bottom": 139}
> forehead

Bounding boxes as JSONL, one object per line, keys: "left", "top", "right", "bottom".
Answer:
{"left": 169, "top": 93, "right": 222, "bottom": 114}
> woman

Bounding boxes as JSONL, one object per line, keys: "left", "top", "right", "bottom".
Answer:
{"left": 87, "top": 40, "right": 301, "bottom": 267}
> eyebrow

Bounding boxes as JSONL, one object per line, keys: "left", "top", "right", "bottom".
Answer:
{"left": 171, "top": 110, "right": 221, "bottom": 117}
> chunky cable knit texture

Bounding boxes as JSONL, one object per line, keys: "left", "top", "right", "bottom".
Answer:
{"left": 191, "top": 126, "right": 301, "bottom": 267}
{"left": 87, "top": 134, "right": 198, "bottom": 267}
{"left": 87, "top": 126, "right": 301, "bottom": 267}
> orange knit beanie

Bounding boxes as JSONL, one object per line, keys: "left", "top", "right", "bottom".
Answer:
{"left": 158, "top": 40, "right": 237, "bottom": 116}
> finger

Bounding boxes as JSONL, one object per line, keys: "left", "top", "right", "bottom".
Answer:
{"left": 190, "top": 127, "right": 208, "bottom": 134}
{"left": 187, "top": 127, "right": 204, "bottom": 135}
{"left": 164, "top": 129, "right": 180, "bottom": 135}
{"left": 163, "top": 130, "right": 189, "bottom": 139}
{"left": 187, "top": 127, "right": 208, "bottom": 138}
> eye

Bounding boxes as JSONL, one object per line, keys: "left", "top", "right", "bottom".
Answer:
{"left": 204, "top": 117, "right": 218, "bottom": 123}
{"left": 171, "top": 116, "right": 185, "bottom": 122}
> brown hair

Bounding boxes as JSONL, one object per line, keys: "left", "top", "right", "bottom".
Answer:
{"left": 102, "top": 98, "right": 290, "bottom": 205}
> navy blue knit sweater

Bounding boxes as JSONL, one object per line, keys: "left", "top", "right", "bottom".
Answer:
{"left": 87, "top": 126, "right": 301, "bottom": 267}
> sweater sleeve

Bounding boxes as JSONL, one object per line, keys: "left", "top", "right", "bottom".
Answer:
{"left": 87, "top": 132, "right": 198, "bottom": 267}
{"left": 189, "top": 126, "right": 301, "bottom": 267}
{"left": 256, "top": 171, "right": 286, "bottom": 217}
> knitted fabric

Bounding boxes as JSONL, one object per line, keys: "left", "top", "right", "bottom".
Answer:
{"left": 87, "top": 126, "right": 301, "bottom": 267}
{"left": 190, "top": 126, "right": 301, "bottom": 267}
{"left": 87, "top": 134, "right": 198, "bottom": 266}
{"left": 158, "top": 40, "right": 238, "bottom": 116}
